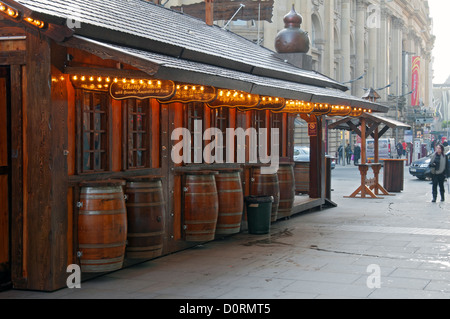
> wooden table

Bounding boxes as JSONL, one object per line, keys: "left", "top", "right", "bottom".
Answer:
{"left": 345, "top": 163, "right": 392, "bottom": 199}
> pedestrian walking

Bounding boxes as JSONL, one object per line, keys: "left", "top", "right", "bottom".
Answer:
{"left": 430, "top": 144, "right": 449, "bottom": 202}
{"left": 337, "top": 145, "right": 343, "bottom": 165}
{"left": 353, "top": 144, "right": 361, "bottom": 165}
{"left": 402, "top": 140, "right": 407, "bottom": 157}
{"left": 396, "top": 142, "right": 403, "bottom": 159}
{"left": 345, "top": 143, "right": 352, "bottom": 165}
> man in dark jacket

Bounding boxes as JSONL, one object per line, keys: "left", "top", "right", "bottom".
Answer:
{"left": 353, "top": 144, "right": 361, "bottom": 165}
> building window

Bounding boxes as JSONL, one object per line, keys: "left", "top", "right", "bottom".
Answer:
{"left": 184, "top": 102, "right": 204, "bottom": 163}
{"left": 211, "top": 107, "right": 230, "bottom": 162}
{"left": 124, "top": 99, "right": 151, "bottom": 169}
{"left": 79, "top": 90, "right": 109, "bottom": 173}
{"left": 270, "top": 112, "right": 283, "bottom": 154}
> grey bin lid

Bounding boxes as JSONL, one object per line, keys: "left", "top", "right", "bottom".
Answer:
{"left": 244, "top": 195, "right": 274, "bottom": 204}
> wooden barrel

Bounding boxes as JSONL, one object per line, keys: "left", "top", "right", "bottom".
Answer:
{"left": 277, "top": 164, "right": 295, "bottom": 219}
{"left": 78, "top": 180, "right": 127, "bottom": 273}
{"left": 215, "top": 169, "right": 244, "bottom": 236}
{"left": 183, "top": 171, "right": 219, "bottom": 242}
{"left": 250, "top": 166, "right": 280, "bottom": 222}
{"left": 125, "top": 176, "right": 165, "bottom": 259}
{"left": 294, "top": 162, "right": 310, "bottom": 194}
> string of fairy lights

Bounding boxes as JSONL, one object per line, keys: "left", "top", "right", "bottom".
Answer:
{"left": 52, "top": 74, "right": 373, "bottom": 116}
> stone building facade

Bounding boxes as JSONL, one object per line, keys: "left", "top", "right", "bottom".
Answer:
{"left": 167, "top": 0, "right": 434, "bottom": 156}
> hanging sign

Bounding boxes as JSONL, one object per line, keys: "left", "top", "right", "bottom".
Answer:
{"left": 206, "top": 89, "right": 259, "bottom": 109}
{"left": 308, "top": 122, "right": 318, "bottom": 137}
{"left": 158, "top": 83, "right": 217, "bottom": 104}
{"left": 110, "top": 79, "right": 175, "bottom": 100}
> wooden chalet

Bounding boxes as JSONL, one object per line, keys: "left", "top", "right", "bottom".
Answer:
{"left": 0, "top": 0, "right": 388, "bottom": 291}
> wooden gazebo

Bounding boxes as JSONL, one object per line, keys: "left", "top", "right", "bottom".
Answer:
{"left": 329, "top": 113, "right": 411, "bottom": 198}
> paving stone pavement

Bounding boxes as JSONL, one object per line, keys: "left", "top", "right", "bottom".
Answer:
{"left": 1, "top": 165, "right": 449, "bottom": 300}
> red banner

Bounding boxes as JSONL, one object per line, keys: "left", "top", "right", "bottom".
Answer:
{"left": 411, "top": 56, "right": 420, "bottom": 106}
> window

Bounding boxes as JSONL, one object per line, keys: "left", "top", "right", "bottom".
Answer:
{"left": 210, "top": 107, "right": 230, "bottom": 163}
{"left": 124, "top": 99, "right": 151, "bottom": 169}
{"left": 79, "top": 91, "right": 109, "bottom": 173}
{"left": 184, "top": 102, "right": 204, "bottom": 164}
{"left": 270, "top": 112, "right": 283, "bottom": 154}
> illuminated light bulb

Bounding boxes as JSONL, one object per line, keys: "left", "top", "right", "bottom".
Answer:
{"left": 89, "top": 76, "right": 94, "bottom": 82}
{"left": 72, "top": 75, "right": 78, "bottom": 81}
{"left": 139, "top": 80, "right": 143, "bottom": 84}
{"left": 7, "top": 8, "right": 18, "bottom": 18}
{"left": 219, "top": 90, "right": 223, "bottom": 96}
{"left": 81, "top": 76, "right": 85, "bottom": 81}
{"left": 114, "top": 78, "right": 118, "bottom": 83}
{"left": 192, "top": 86, "right": 196, "bottom": 91}
{"left": 104, "top": 84, "right": 108, "bottom": 88}
{"left": 275, "top": 98, "right": 279, "bottom": 102}
{"left": 200, "top": 86, "right": 204, "bottom": 91}
{"left": 122, "top": 78, "right": 127, "bottom": 83}
{"left": 184, "top": 85, "right": 188, "bottom": 90}
{"left": 97, "top": 77, "right": 102, "bottom": 82}
{"left": 60, "top": 76, "right": 65, "bottom": 81}
{"left": 97, "top": 85, "right": 102, "bottom": 89}
{"left": 262, "top": 97, "right": 266, "bottom": 101}
{"left": 131, "top": 79, "right": 135, "bottom": 84}
{"left": 226, "top": 92, "right": 231, "bottom": 97}
{"left": 176, "top": 85, "right": 180, "bottom": 89}
{"left": 148, "top": 81, "right": 152, "bottom": 85}
{"left": 106, "top": 77, "right": 110, "bottom": 82}
{"left": 157, "top": 81, "right": 161, "bottom": 86}
{"left": 0, "top": 4, "right": 6, "bottom": 11}
{"left": 233, "top": 92, "right": 238, "bottom": 97}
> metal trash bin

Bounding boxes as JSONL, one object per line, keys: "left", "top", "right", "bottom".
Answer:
{"left": 244, "top": 196, "right": 273, "bottom": 235}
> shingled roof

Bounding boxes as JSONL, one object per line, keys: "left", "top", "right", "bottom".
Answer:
{"left": 16, "top": 0, "right": 347, "bottom": 90}
{"left": 9, "top": 0, "right": 388, "bottom": 112}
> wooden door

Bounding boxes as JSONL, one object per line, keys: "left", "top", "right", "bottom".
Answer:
{"left": 0, "top": 66, "right": 11, "bottom": 290}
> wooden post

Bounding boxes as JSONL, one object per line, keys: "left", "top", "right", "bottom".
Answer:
{"left": 360, "top": 117, "right": 366, "bottom": 164}
{"left": 309, "top": 116, "right": 323, "bottom": 199}
{"left": 374, "top": 126, "right": 379, "bottom": 163}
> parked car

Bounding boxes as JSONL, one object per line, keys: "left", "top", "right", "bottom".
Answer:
{"left": 409, "top": 155, "right": 432, "bottom": 180}
{"left": 409, "top": 150, "right": 450, "bottom": 180}
{"left": 293, "top": 146, "right": 335, "bottom": 169}
{"left": 294, "top": 146, "right": 310, "bottom": 162}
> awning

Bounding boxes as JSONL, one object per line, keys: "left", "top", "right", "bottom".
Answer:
{"left": 328, "top": 112, "right": 411, "bottom": 137}
{"left": 64, "top": 35, "right": 389, "bottom": 114}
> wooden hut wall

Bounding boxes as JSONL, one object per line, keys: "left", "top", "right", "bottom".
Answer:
{"left": 0, "top": 23, "right": 69, "bottom": 291}
{"left": 0, "top": 19, "right": 298, "bottom": 290}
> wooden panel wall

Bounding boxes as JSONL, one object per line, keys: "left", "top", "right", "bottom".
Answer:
{"left": 0, "top": 75, "right": 8, "bottom": 267}
{"left": 16, "top": 34, "right": 68, "bottom": 291}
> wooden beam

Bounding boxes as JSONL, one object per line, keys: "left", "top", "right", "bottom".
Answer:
{"left": 377, "top": 125, "right": 390, "bottom": 138}
{"left": 365, "top": 122, "right": 379, "bottom": 139}
{"left": 347, "top": 121, "right": 362, "bottom": 137}
{"left": 0, "top": 51, "right": 25, "bottom": 65}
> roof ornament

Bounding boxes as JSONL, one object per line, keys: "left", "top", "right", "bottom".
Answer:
{"left": 274, "top": 4, "right": 310, "bottom": 53}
